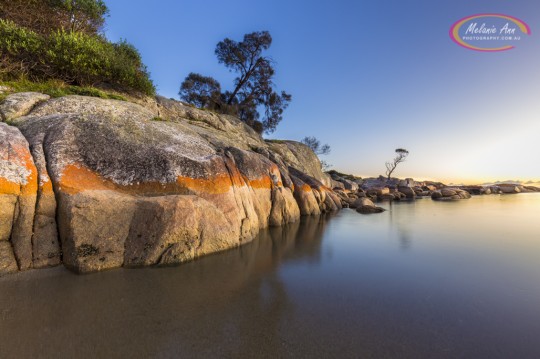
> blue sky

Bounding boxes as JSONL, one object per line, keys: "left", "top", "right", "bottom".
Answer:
{"left": 105, "top": 0, "right": 540, "bottom": 183}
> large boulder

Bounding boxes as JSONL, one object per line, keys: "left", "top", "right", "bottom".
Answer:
{"left": 398, "top": 186, "right": 417, "bottom": 199}
{"left": 352, "top": 198, "right": 385, "bottom": 214}
{"left": 337, "top": 178, "right": 359, "bottom": 191}
{"left": 0, "top": 93, "right": 340, "bottom": 274}
{"left": 330, "top": 179, "right": 345, "bottom": 190}
{"left": 266, "top": 140, "right": 330, "bottom": 187}
{"left": 498, "top": 184, "right": 521, "bottom": 194}
{"left": 432, "top": 187, "right": 471, "bottom": 201}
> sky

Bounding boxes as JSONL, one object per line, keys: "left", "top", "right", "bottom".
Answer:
{"left": 105, "top": 0, "right": 540, "bottom": 184}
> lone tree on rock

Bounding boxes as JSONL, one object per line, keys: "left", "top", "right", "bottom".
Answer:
{"left": 301, "top": 136, "right": 331, "bottom": 155}
{"left": 301, "top": 136, "right": 331, "bottom": 170}
{"left": 385, "top": 148, "right": 409, "bottom": 180}
{"left": 179, "top": 31, "right": 291, "bottom": 134}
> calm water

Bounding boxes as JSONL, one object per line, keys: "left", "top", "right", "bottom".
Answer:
{"left": 1, "top": 194, "right": 540, "bottom": 358}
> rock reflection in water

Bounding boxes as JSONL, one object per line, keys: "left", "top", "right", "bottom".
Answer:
{"left": 2, "top": 195, "right": 540, "bottom": 358}
{"left": 0, "top": 214, "right": 333, "bottom": 358}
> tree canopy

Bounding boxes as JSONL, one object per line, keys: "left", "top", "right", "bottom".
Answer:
{"left": 179, "top": 31, "right": 291, "bottom": 134}
{"left": 0, "top": 0, "right": 108, "bottom": 35}
{"left": 301, "top": 136, "right": 331, "bottom": 155}
{"left": 301, "top": 136, "right": 331, "bottom": 170}
{"left": 179, "top": 73, "right": 222, "bottom": 109}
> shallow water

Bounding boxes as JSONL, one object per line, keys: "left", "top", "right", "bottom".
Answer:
{"left": 1, "top": 194, "right": 540, "bottom": 358}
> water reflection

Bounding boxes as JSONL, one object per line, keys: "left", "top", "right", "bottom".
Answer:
{"left": 387, "top": 201, "right": 416, "bottom": 251}
{"left": 0, "top": 214, "right": 334, "bottom": 358}
{"left": 1, "top": 195, "right": 540, "bottom": 358}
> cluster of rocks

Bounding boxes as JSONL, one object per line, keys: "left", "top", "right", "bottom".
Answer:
{"left": 327, "top": 173, "right": 539, "bottom": 209}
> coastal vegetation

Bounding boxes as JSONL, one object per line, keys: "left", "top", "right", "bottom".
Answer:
{"left": 0, "top": 78, "right": 126, "bottom": 102}
{"left": 301, "top": 136, "right": 331, "bottom": 156}
{"left": 301, "top": 136, "right": 331, "bottom": 170}
{"left": 179, "top": 31, "right": 291, "bottom": 134}
{"left": 0, "top": 0, "right": 155, "bottom": 96}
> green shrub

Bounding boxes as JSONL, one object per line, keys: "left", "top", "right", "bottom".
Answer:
{"left": 109, "top": 40, "right": 155, "bottom": 96}
{"left": 0, "top": 19, "right": 43, "bottom": 75}
{"left": 44, "top": 30, "right": 112, "bottom": 85}
{"left": 0, "top": 19, "right": 155, "bottom": 95}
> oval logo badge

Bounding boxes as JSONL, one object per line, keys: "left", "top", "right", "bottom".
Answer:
{"left": 450, "top": 14, "right": 531, "bottom": 52}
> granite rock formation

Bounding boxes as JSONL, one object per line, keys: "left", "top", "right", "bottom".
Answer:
{"left": 0, "top": 93, "right": 340, "bottom": 275}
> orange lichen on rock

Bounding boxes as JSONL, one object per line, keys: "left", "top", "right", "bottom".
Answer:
{"left": 39, "top": 179, "right": 54, "bottom": 195}
{"left": 59, "top": 163, "right": 246, "bottom": 196}
{"left": 0, "top": 178, "right": 21, "bottom": 196}
{"left": 19, "top": 152, "right": 38, "bottom": 196}
{"left": 176, "top": 175, "right": 234, "bottom": 194}
{"left": 58, "top": 164, "right": 116, "bottom": 194}
{"left": 0, "top": 149, "right": 38, "bottom": 196}
{"left": 248, "top": 176, "right": 273, "bottom": 190}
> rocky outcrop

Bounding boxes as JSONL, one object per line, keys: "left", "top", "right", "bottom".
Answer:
{"left": 0, "top": 93, "right": 341, "bottom": 274}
